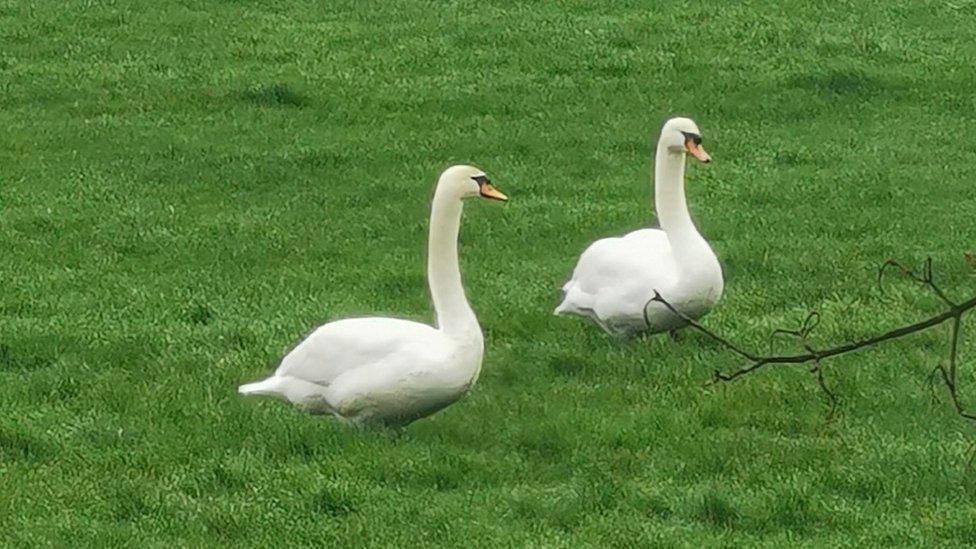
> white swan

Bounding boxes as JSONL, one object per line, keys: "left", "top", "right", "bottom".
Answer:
{"left": 554, "top": 117, "right": 722, "bottom": 337}
{"left": 239, "top": 165, "right": 508, "bottom": 426}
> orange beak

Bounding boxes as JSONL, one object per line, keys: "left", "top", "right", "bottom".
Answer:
{"left": 685, "top": 140, "right": 712, "bottom": 163}
{"left": 479, "top": 183, "right": 508, "bottom": 201}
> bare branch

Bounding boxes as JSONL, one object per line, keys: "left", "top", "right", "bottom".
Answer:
{"left": 964, "top": 251, "right": 976, "bottom": 271}
{"left": 811, "top": 364, "right": 837, "bottom": 420}
{"left": 769, "top": 311, "right": 820, "bottom": 354}
{"left": 646, "top": 257, "right": 976, "bottom": 431}
{"left": 879, "top": 257, "right": 956, "bottom": 307}
{"left": 647, "top": 291, "right": 758, "bottom": 362}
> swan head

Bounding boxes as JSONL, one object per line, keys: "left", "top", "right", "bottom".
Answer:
{"left": 660, "top": 117, "right": 711, "bottom": 163}
{"left": 438, "top": 165, "right": 508, "bottom": 202}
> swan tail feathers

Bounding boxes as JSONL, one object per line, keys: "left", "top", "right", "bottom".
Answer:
{"left": 238, "top": 377, "right": 284, "bottom": 397}
{"left": 554, "top": 299, "right": 575, "bottom": 316}
{"left": 554, "top": 285, "right": 592, "bottom": 317}
{"left": 239, "top": 375, "right": 334, "bottom": 412}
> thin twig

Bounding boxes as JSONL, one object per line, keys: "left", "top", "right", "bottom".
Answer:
{"left": 964, "top": 251, "right": 976, "bottom": 271}
{"left": 645, "top": 257, "right": 976, "bottom": 431}
{"left": 769, "top": 311, "right": 820, "bottom": 354}
{"left": 879, "top": 258, "right": 956, "bottom": 307}
{"left": 645, "top": 292, "right": 759, "bottom": 361}
{"left": 927, "top": 365, "right": 944, "bottom": 404}
{"left": 647, "top": 290, "right": 976, "bottom": 382}
{"left": 949, "top": 316, "right": 961, "bottom": 386}
{"left": 811, "top": 364, "right": 837, "bottom": 420}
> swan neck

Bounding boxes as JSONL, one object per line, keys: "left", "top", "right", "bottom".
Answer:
{"left": 653, "top": 144, "right": 697, "bottom": 237}
{"left": 427, "top": 186, "right": 479, "bottom": 337}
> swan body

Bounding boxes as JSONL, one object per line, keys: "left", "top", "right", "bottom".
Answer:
{"left": 239, "top": 165, "right": 508, "bottom": 426}
{"left": 555, "top": 117, "right": 723, "bottom": 337}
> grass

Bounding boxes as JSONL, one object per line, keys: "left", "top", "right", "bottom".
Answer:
{"left": 2, "top": 0, "right": 976, "bottom": 545}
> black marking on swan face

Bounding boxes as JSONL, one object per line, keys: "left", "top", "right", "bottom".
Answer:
{"left": 680, "top": 131, "right": 702, "bottom": 145}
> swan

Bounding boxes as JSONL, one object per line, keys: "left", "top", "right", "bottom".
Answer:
{"left": 239, "top": 165, "right": 508, "bottom": 426}
{"left": 554, "top": 117, "right": 722, "bottom": 337}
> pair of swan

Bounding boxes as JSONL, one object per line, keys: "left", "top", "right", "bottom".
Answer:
{"left": 239, "top": 117, "right": 722, "bottom": 426}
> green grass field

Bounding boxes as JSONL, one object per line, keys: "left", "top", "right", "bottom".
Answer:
{"left": 3, "top": 0, "right": 976, "bottom": 545}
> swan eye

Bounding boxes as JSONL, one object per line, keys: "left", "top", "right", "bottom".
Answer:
{"left": 471, "top": 175, "right": 489, "bottom": 185}
{"left": 681, "top": 131, "right": 702, "bottom": 145}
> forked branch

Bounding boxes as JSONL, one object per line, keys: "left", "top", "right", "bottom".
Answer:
{"left": 645, "top": 257, "right": 976, "bottom": 425}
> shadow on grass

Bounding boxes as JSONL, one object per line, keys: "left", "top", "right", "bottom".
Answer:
{"left": 311, "top": 484, "right": 357, "bottom": 518}
{"left": 548, "top": 353, "right": 589, "bottom": 377}
{"left": 0, "top": 426, "right": 55, "bottom": 461}
{"left": 0, "top": 342, "right": 56, "bottom": 372}
{"left": 241, "top": 83, "right": 310, "bottom": 108}
{"left": 787, "top": 68, "right": 908, "bottom": 100}
{"left": 696, "top": 491, "right": 742, "bottom": 528}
